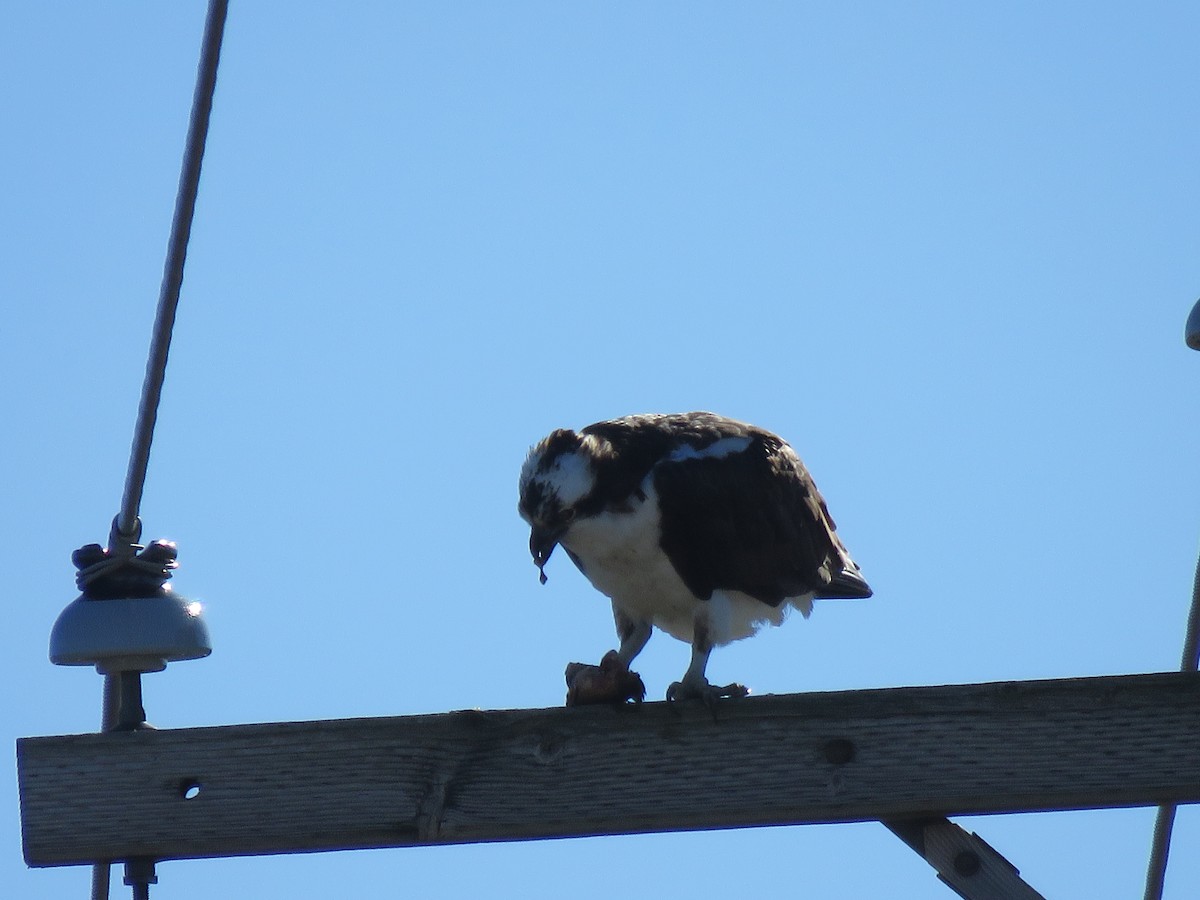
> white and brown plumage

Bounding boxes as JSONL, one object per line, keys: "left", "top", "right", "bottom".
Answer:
{"left": 518, "top": 412, "right": 871, "bottom": 704}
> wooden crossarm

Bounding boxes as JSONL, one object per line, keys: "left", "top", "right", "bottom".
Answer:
{"left": 17, "top": 671, "right": 1200, "bottom": 868}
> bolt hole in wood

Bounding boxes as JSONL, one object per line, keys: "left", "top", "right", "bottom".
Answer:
{"left": 954, "top": 850, "right": 981, "bottom": 877}
{"left": 822, "top": 738, "right": 856, "bottom": 765}
{"left": 179, "top": 780, "right": 202, "bottom": 800}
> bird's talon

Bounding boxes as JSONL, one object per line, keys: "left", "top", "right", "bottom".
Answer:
{"left": 666, "top": 680, "right": 749, "bottom": 704}
{"left": 565, "top": 651, "right": 646, "bottom": 706}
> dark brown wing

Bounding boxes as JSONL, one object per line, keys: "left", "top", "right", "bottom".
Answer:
{"left": 653, "top": 431, "right": 870, "bottom": 606}
{"left": 578, "top": 412, "right": 757, "bottom": 515}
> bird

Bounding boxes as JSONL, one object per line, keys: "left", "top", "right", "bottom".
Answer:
{"left": 517, "top": 411, "right": 871, "bottom": 704}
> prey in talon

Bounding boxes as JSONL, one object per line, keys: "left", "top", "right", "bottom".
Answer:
{"left": 518, "top": 412, "right": 872, "bottom": 705}
{"left": 565, "top": 650, "right": 646, "bottom": 706}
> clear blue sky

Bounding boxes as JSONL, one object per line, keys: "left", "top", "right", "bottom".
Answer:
{"left": 4, "top": 3, "right": 1200, "bottom": 897}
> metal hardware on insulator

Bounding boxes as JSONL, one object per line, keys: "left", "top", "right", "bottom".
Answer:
{"left": 123, "top": 858, "right": 158, "bottom": 900}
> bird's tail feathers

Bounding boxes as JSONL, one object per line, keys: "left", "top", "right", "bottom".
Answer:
{"left": 816, "top": 567, "right": 873, "bottom": 600}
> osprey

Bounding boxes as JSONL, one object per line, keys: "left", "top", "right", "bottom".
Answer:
{"left": 518, "top": 412, "right": 871, "bottom": 704}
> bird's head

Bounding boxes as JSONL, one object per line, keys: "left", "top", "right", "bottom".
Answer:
{"left": 518, "top": 428, "right": 599, "bottom": 583}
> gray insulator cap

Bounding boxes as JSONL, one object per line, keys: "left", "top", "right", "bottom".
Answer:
{"left": 1187, "top": 297, "right": 1200, "bottom": 351}
{"left": 50, "top": 593, "right": 211, "bottom": 674}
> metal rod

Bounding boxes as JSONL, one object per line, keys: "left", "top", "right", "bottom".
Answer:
{"left": 114, "top": 672, "right": 148, "bottom": 732}
{"left": 92, "top": 4, "right": 230, "bottom": 898}
{"left": 1143, "top": 541, "right": 1200, "bottom": 900}
{"left": 111, "top": 0, "right": 230, "bottom": 551}
{"left": 88, "top": 674, "right": 121, "bottom": 900}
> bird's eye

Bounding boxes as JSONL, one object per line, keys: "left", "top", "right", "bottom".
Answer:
{"left": 561, "top": 508, "right": 576, "bottom": 524}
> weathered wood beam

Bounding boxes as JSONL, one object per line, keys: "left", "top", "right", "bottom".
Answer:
{"left": 884, "top": 817, "right": 1046, "bottom": 899}
{"left": 17, "top": 672, "right": 1200, "bottom": 868}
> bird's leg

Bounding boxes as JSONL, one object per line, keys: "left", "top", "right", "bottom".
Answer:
{"left": 614, "top": 610, "right": 652, "bottom": 668}
{"left": 564, "top": 608, "right": 648, "bottom": 706}
{"left": 666, "top": 618, "right": 749, "bottom": 703}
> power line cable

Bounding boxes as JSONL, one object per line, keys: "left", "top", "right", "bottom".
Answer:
{"left": 90, "top": 2, "right": 229, "bottom": 899}
{"left": 109, "top": 0, "right": 230, "bottom": 555}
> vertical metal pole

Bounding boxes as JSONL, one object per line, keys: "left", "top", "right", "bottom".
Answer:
{"left": 1145, "top": 302, "right": 1200, "bottom": 899}
{"left": 1143, "top": 547, "right": 1200, "bottom": 900}
{"left": 89, "top": 677, "right": 120, "bottom": 900}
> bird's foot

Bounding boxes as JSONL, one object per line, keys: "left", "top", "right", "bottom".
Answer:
{"left": 666, "top": 678, "right": 750, "bottom": 704}
{"left": 565, "top": 650, "right": 646, "bottom": 706}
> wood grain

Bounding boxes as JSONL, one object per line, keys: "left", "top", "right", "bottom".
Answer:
{"left": 885, "top": 816, "right": 1047, "bottom": 899}
{"left": 18, "top": 672, "right": 1200, "bottom": 867}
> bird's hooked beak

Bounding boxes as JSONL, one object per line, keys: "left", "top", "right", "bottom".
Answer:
{"left": 529, "top": 525, "right": 562, "bottom": 585}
